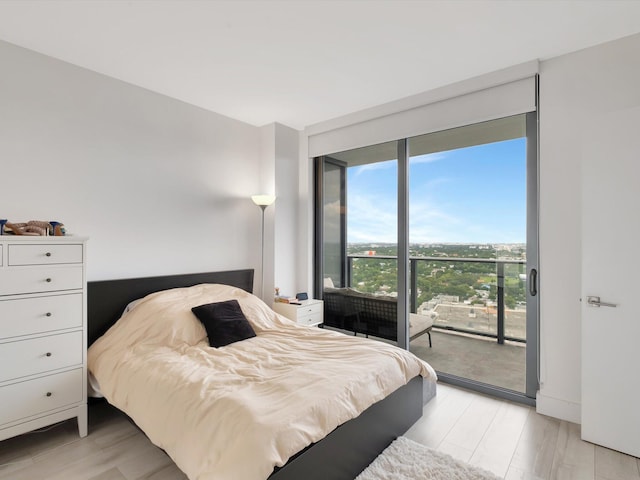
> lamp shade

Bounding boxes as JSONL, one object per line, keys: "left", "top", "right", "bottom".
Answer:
{"left": 251, "top": 194, "right": 276, "bottom": 207}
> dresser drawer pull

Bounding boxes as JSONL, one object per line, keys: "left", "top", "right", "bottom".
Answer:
{"left": 45, "top": 252, "right": 52, "bottom": 257}
{"left": 45, "top": 278, "right": 52, "bottom": 283}
{"left": 46, "top": 392, "right": 52, "bottom": 397}
{"left": 45, "top": 352, "right": 52, "bottom": 357}
{"left": 46, "top": 312, "right": 52, "bottom": 317}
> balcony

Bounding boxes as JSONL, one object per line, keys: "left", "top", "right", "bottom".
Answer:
{"left": 324, "top": 255, "right": 527, "bottom": 393}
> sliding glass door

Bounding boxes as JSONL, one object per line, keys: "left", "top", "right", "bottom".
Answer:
{"left": 407, "top": 115, "right": 536, "bottom": 396}
{"left": 315, "top": 113, "right": 538, "bottom": 403}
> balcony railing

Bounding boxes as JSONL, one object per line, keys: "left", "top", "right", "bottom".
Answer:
{"left": 345, "top": 255, "right": 527, "bottom": 344}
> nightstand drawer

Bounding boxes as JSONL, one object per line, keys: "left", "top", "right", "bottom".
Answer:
{"left": 8, "top": 244, "right": 83, "bottom": 266}
{"left": 298, "top": 312, "right": 323, "bottom": 327}
{"left": 0, "top": 294, "right": 82, "bottom": 339}
{"left": 298, "top": 302, "right": 322, "bottom": 317}
{"left": 0, "top": 331, "right": 83, "bottom": 383}
{"left": 0, "top": 265, "right": 83, "bottom": 295}
{"left": 0, "top": 369, "right": 83, "bottom": 426}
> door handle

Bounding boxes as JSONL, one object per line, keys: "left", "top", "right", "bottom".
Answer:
{"left": 586, "top": 296, "right": 617, "bottom": 308}
{"left": 528, "top": 268, "right": 537, "bottom": 296}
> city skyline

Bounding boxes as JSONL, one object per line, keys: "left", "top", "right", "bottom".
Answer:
{"left": 346, "top": 137, "right": 527, "bottom": 244}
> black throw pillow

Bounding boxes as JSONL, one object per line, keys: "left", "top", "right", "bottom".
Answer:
{"left": 191, "top": 299, "right": 256, "bottom": 348}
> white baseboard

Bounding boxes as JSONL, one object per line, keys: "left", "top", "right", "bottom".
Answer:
{"left": 536, "top": 392, "right": 581, "bottom": 424}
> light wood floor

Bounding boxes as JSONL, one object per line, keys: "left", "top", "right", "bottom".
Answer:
{"left": 1, "top": 384, "right": 638, "bottom": 480}
{"left": 405, "top": 384, "right": 640, "bottom": 480}
{"left": 0, "top": 402, "right": 187, "bottom": 480}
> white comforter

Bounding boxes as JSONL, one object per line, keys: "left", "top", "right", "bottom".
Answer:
{"left": 88, "top": 284, "right": 436, "bottom": 480}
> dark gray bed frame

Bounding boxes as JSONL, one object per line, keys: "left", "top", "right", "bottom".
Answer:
{"left": 87, "top": 269, "right": 425, "bottom": 480}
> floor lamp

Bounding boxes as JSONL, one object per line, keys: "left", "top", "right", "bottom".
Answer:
{"left": 251, "top": 194, "right": 276, "bottom": 300}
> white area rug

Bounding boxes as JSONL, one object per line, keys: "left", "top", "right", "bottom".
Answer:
{"left": 356, "top": 436, "right": 501, "bottom": 480}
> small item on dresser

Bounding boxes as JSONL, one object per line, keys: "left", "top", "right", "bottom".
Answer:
{"left": 4, "top": 222, "right": 29, "bottom": 235}
{"left": 26, "top": 220, "right": 50, "bottom": 236}
{"left": 274, "top": 295, "right": 297, "bottom": 304}
{"left": 28, "top": 220, "right": 50, "bottom": 230}
{"left": 3, "top": 220, "right": 55, "bottom": 236}
{"left": 49, "top": 221, "right": 66, "bottom": 236}
{"left": 0, "top": 219, "right": 6, "bottom": 235}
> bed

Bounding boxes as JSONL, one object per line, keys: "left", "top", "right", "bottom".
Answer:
{"left": 87, "top": 269, "right": 437, "bottom": 480}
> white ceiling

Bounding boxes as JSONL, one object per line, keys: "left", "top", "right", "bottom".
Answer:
{"left": 1, "top": 1, "right": 640, "bottom": 130}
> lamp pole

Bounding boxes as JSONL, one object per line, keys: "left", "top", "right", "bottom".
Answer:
{"left": 251, "top": 195, "right": 276, "bottom": 301}
{"left": 259, "top": 204, "right": 267, "bottom": 300}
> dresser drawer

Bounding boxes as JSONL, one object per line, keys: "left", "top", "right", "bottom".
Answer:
{"left": 0, "top": 332, "right": 82, "bottom": 383}
{"left": 0, "top": 294, "right": 82, "bottom": 339}
{"left": 8, "top": 244, "right": 83, "bottom": 266}
{"left": 0, "top": 265, "right": 83, "bottom": 295}
{"left": 0, "top": 369, "right": 83, "bottom": 426}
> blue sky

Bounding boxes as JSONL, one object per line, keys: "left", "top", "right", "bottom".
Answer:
{"left": 347, "top": 138, "right": 526, "bottom": 244}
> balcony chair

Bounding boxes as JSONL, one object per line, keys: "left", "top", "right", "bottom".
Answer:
{"left": 323, "top": 287, "right": 433, "bottom": 346}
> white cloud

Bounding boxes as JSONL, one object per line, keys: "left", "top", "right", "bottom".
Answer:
{"left": 347, "top": 194, "right": 397, "bottom": 243}
{"left": 408, "top": 201, "right": 462, "bottom": 243}
{"left": 352, "top": 159, "right": 396, "bottom": 177}
{"left": 347, "top": 192, "right": 476, "bottom": 243}
{"left": 410, "top": 176, "right": 451, "bottom": 196}
{"left": 409, "top": 152, "right": 447, "bottom": 165}
{"left": 350, "top": 152, "right": 446, "bottom": 179}
{"left": 347, "top": 194, "right": 524, "bottom": 244}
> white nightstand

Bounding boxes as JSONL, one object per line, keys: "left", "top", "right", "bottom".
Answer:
{"left": 272, "top": 299, "right": 324, "bottom": 327}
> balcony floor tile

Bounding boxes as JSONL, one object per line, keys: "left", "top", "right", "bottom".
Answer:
{"left": 411, "top": 329, "right": 526, "bottom": 392}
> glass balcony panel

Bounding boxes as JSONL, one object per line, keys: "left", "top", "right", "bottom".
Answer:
{"left": 504, "top": 262, "right": 527, "bottom": 341}
{"left": 349, "top": 254, "right": 398, "bottom": 297}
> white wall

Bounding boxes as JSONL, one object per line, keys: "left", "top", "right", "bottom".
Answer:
{"left": 0, "top": 40, "right": 263, "bottom": 282}
{"left": 255, "top": 122, "right": 300, "bottom": 301}
{"left": 297, "top": 131, "right": 314, "bottom": 296}
{"left": 273, "top": 123, "right": 300, "bottom": 297}
{"left": 536, "top": 32, "right": 640, "bottom": 422}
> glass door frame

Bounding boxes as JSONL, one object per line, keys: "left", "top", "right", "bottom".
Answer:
{"left": 397, "top": 139, "right": 409, "bottom": 349}
{"left": 314, "top": 156, "right": 348, "bottom": 298}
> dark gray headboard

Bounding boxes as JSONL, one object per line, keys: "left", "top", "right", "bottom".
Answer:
{"left": 87, "top": 269, "right": 254, "bottom": 345}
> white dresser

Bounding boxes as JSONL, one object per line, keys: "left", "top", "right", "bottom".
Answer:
{"left": 0, "top": 236, "right": 88, "bottom": 441}
{"left": 272, "top": 299, "right": 324, "bottom": 327}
